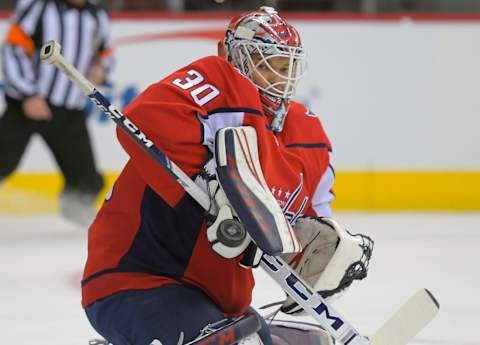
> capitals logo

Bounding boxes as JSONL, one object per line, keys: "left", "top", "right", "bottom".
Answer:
{"left": 272, "top": 173, "right": 308, "bottom": 225}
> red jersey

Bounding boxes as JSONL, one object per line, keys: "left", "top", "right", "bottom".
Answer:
{"left": 81, "top": 56, "right": 334, "bottom": 316}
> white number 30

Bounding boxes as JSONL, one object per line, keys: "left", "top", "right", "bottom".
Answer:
{"left": 172, "top": 69, "right": 220, "bottom": 106}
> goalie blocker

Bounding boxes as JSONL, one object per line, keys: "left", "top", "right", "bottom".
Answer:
{"left": 207, "top": 127, "right": 301, "bottom": 260}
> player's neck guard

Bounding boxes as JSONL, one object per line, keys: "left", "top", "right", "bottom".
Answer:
{"left": 260, "top": 91, "right": 289, "bottom": 132}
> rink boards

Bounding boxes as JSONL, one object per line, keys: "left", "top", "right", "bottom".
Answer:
{"left": 1, "top": 13, "right": 480, "bottom": 213}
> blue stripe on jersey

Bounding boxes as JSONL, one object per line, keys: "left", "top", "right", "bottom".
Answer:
{"left": 329, "top": 163, "right": 336, "bottom": 177}
{"left": 286, "top": 142, "right": 332, "bottom": 151}
{"left": 116, "top": 186, "right": 205, "bottom": 278}
{"left": 81, "top": 267, "right": 119, "bottom": 286}
{"left": 203, "top": 107, "right": 263, "bottom": 118}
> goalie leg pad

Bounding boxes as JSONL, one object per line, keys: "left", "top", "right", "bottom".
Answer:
{"left": 269, "top": 320, "right": 334, "bottom": 345}
{"left": 214, "top": 126, "right": 300, "bottom": 256}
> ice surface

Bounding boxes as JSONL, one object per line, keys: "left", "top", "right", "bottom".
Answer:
{"left": 0, "top": 213, "right": 478, "bottom": 345}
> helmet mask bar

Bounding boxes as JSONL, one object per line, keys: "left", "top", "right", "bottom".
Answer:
{"left": 235, "top": 41, "right": 306, "bottom": 101}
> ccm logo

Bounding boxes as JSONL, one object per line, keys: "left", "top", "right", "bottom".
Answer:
{"left": 262, "top": 256, "right": 344, "bottom": 331}
{"left": 91, "top": 94, "right": 154, "bottom": 148}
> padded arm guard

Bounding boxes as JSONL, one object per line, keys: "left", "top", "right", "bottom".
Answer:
{"left": 214, "top": 126, "right": 301, "bottom": 256}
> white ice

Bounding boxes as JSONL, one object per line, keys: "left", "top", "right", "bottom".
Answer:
{"left": 0, "top": 213, "right": 479, "bottom": 345}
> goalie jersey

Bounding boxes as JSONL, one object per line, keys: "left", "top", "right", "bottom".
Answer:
{"left": 81, "top": 56, "right": 335, "bottom": 316}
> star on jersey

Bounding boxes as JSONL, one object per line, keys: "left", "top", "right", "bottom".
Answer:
{"left": 271, "top": 173, "right": 309, "bottom": 224}
{"left": 271, "top": 187, "right": 291, "bottom": 199}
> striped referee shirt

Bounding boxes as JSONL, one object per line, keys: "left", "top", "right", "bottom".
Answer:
{"left": 2, "top": 0, "right": 112, "bottom": 110}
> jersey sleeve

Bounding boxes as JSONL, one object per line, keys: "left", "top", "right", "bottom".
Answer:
{"left": 311, "top": 112, "right": 335, "bottom": 217}
{"left": 285, "top": 102, "right": 335, "bottom": 218}
{"left": 2, "top": 0, "right": 44, "bottom": 97}
{"left": 311, "top": 161, "right": 335, "bottom": 217}
{"left": 117, "top": 56, "right": 263, "bottom": 206}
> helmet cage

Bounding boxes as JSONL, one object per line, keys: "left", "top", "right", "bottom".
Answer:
{"left": 229, "top": 38, "right": 306, "bottom": 101}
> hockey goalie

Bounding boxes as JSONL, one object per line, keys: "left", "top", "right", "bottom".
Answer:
{"left": 81, "top": 6, "right": 373, "bottom": 345}
{"left": 198, "top": 125, "right": 373, "bottom": 345}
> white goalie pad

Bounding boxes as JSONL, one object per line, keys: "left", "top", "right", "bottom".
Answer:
{"left": 214, "top": 126, "right": 301, "bottom": 255}
{"left": 269, "top": 320, "right": 334, "bottom": 345}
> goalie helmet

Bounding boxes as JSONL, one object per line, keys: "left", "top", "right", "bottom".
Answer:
{"left": 219, "top": 6, "right": 306, "bottom": 132}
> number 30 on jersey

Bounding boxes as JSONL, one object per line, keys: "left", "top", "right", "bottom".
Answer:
{"left": 172, "top": 69, "right": 220, "bottom": 106}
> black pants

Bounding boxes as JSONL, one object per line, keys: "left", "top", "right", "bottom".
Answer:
{"left": 0, "top": 96, "right": 103, "bottom": 196}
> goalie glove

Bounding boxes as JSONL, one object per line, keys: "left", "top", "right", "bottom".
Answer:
{"left": 195, "top": 163, "right": 262, "bottom": 266}
{"left": 280, "top": 217, "right": 374, "bottom": 315}
{"left": 206, "top": 178, "right": 253, "bottom": 260}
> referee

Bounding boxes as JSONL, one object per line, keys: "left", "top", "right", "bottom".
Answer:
{"left": 0, "top": 0, "right": 113, "bottom": 226}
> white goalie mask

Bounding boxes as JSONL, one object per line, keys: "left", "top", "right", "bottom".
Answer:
{"left": 219, "top": 6, "right": 306, "bottom": 132}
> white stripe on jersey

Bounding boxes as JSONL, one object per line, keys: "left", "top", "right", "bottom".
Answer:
{"left": 15, "top": 46, "right": 35, "bottom": 81}
{"left": 198, "top": 111, "right": 245, "bottom": 152}
{"left": 311, "top": 159, "right": 335, "bottom": 217}
{"left": 66, "top": 10, "right": 97, "bottom": 109}
{"left": 17, "top": 0, "right": 43, "bottom": 35}
{"left": 2, "top": 45, "right": 36, "bottom": 95}
{"left": 37, "top": 2, "right": 61, "bottom": 101}
{"left": 50, "top": 8, "right": 79, "bottom": 107}
{"left": 13, "top": 0, "right": 36, "bottom": 19}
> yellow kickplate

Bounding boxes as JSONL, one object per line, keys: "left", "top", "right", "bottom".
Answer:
{"left": 333, "top": 171, "right": 480, "bottom": 211}
{"left": 0, "top": 172, "right": 118, "bottom": 215}
{"left": 1, "top": 171, "right": 480, "bottom": 214}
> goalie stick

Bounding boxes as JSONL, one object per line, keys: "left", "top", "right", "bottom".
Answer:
{"left": 40, "top": 40, "right": 439, "bottom": 345}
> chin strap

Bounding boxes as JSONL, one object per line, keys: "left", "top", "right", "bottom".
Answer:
{"left": 260, "top": 92, "right": 289, "bottom": 132}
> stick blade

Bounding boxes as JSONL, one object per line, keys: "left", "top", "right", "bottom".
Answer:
{"left": 370, "top": 289, "right": 439, "bottom": 345}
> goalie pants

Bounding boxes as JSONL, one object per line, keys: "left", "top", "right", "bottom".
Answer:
{"left": 0, "top": 96, "right": 104, "bottom": 196}
{"left": 85, "top": 283, "right": 272, "bottom": 345}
